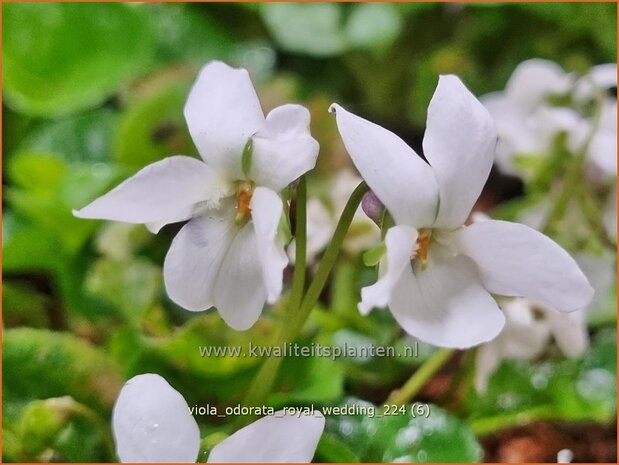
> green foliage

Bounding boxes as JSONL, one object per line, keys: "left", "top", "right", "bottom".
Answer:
{"left": 113, "top": 81, "right": 197, "bottom": 167}
{"left": 2, "top": 213, "right": 61, "bottom": 273}
{"left": 107, "top": 314, "right": 276, "bottom": 404}
{"left": 520, "top": 3, "right": 617, "bottom": 58}
{"left": 16, "top": 109, "right": 119, "bottom": 163}
{"left": 467, "top": 329, "right": 617, "bottom": 432}
{"left": 261, "top": 3, "right": 403, "bottom": 57}
{"left": 345, "top": 3, "right": 403, "bottom": 51}
{"left": 269, "top": 350, "right": 345, "bottom": 407}
{"left": 2, "top": 282, "right": 50, "bottom": 328}
{"left": 3, "top": 329, "right": 123, "bottom": 418}
{"left": 318, "top": 399, "right": 482, "bottom": 462}
{"left": 8, "top": 397, "right": 113, "bottom": 462}
{"left": 86, "top": 257, "right": 161, "bottom": 322}
{"left": 376, "top": 407, "right": 482, "bottom": 463}
{"left": 6, "top": 152, "right": 122, "bottom": 253}
{"left": 158, "top": 315, "right": 272, "bottom": 378}
{"left": 151, "top": 4, "right": 236, "bottom": 64}
{"left": 262, "top": 3, "right": 346, "bottom": 57}
{"left": 2, "top": 3, "right": 154, "bottom": 116}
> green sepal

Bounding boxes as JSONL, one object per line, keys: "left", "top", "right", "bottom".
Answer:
{"left": 241, "top": 138, "right": 254, "bottom": 177}
{"left": 363, "top": 242, "right": 386, "bottom": 267}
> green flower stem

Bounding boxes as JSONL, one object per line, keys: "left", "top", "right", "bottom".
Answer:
{"left": 386, "top": 348, "right": 455, "bottom": 405}
{"left": 289, "top": 181, "right": 369, "bottom": 336}
{"left": 541, "top": 148, "right": 587, "bottom": 236}
{"left": 289, "top": 177, "right": 307, "bottom": 315}
{"left": 243, "top": 181, "right": 369, "bottom": 409}
{"left": 469, "top": 406, "right": 557, "bottom": 436}
{"left": 575, "top": 182, "right": 616, "bottom": 250}
{"left": 542, "top": 88, "right": 605, "bottom": 237}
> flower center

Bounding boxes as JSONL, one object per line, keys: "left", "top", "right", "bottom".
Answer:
{"left": 235, "top": 180, "right": 255, "bottom": 225}
{"left": 412, "top": 228, "right": 432, "bottom": 271}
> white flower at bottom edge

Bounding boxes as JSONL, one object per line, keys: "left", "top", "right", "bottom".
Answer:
{"left": 474, "top": 297, "right": 589, "bottom": 393}
{"left": 73, "top": 61, "right": 319, "bottom": 331}
{"left": 329, "top": 74, "right": 593, "bottom": 349}
{"left": 112, "top": 374, "right": 325, "bottom": 463}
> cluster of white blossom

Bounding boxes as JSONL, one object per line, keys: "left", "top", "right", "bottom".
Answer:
{"left": 482, "top": 59, "right": 616, "bottom": 181}
{"left": 473, "top": 60, "right": 617, "bottom": 389}
{"left": 75, "top": 60, "right": 598, "bottom": 461}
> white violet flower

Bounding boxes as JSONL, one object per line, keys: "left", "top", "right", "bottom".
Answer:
{"left": 329, "top": 75, "right": 594, "bottom": 348}
{"left": 74, "top": 61, "right": 319, "bottom": 330}
{"left": 112, "top": 374, "right": 325, "bottom": 463}
{"left": 482, "top": 59, "right": 617, "bottom": 179}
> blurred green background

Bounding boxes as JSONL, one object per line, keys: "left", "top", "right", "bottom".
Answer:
{"left": 2, "top": 2, "right": 617, "bottom": 463}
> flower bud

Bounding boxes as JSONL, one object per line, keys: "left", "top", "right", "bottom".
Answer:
{"left": 362, "top": 190, "right": 384, "bottom": 226}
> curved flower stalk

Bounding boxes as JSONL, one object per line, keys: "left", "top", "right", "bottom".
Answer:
{"left": 74, "top": 61, "right": 319, "bottom": 330}
{"left": 474, "top": 297, "right": 589, "bottom": 393}
{"left": 288, "top": 170, "right": 380, "bottom": 264}
{"left": 112, "top": 374, "right": 325, "bottom": 463}
{"left": 329, "top": 75, "right": 593, "bottom": 348}
{"left": 482, "top": 59, "right": 617, "bottom": 179}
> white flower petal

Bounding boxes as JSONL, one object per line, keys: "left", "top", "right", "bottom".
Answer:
{"left": 112, "top": 374, "right": 200, "bottom": 463}
{"left": 538, "top": 106, "right": 587, "bottom": 150}
{"left": 423, "top": 75, "right": 497, "bottom": 228}
{"left": 542, "top": 307, "right": 589, "bottom": 357}
{"left": 474, "top": 343, "right": 501, "bottom": 393}
{"left": 588, "top": 100, "right": 617, "bottom": 176}
{"left": 207, "top": 411, "right": 325, "bottom": 463}
{"left": 73, "top": 156, "right": 223, "bottom": 227}
{"left": 476, "top": 297, "right": 552, "bottom": 392}
{"left": 587, "top": 63, "right": 617, "bottom": 89}
{"left": 146, "top": 221, "right": 168, "bottom": 234}
{"left": 388, "top": 247, "right": 505, "bottom": 348}
{"left": 184, "top": 61, "right": 265, "bottom": 179}
{"left": 500, "top": 298, "right": 550, "bottom": 359}
{"left": 576, "top": 251, "right": 615, "bottom": 313}
{"left": 505, "top": 59, "right": 572, "bottom": 111}
{"left": 251, "top": 104, "right": 320, "bottom": 191}
{"left": 251, "top": 187, "right": 288, "bottom": 303}
{"left": 480, "top": 92, "right": 511, "bottom": 118}
{"left": 456, "top": 220, "right": 594, "bottom": 312}
{"left": 575, "top": 63, "right": 617, "bottom": 101}
{"left": 359, "top": 225, "right": 417, "bottom": 315}
{"left": 481, "top": 93, "right": 547, "bottom": 167}
{"left": 213, "top": 224, "right": 267, "bottom": 330}
{"left": 589, "top": 131, "right": 617, "bottom": 176}
{"left": 329, "top": 103, "right": 439, "bottom": 227}
{"left": 163, "top": 206, "right": 236, "bottom": 312}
